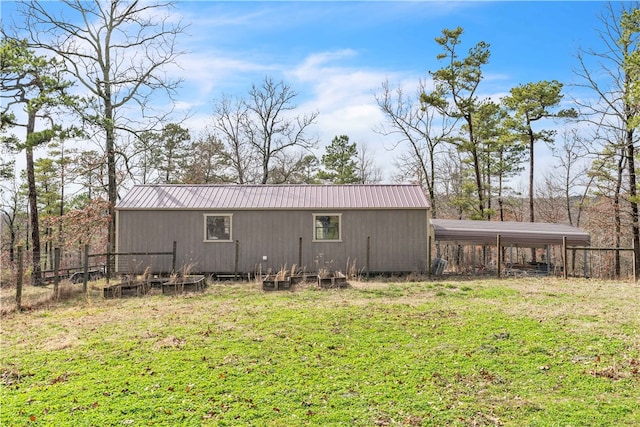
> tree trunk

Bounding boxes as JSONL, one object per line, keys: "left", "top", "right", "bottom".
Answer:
{"left": 260, "top": 149, "right": 271, "bottom": 184}
{"left": 528, "top": 124, "right": 536, "bottom": 262}
{"left": 467, "top": 117, "right": 484, "bottom": 217}
{"left": 26, "top": 111, "right": 42, "bottom": 286}
{"left": 9, "top": 229, "right": 16, "bottom": 263}
{"left": 614, "top": 151, "right": 624, "bottom": 277}
{"left": 105, "top": 99, "right": 116, "bottom": 278}
{"left": 429, "top": 149, "right": 437, "bottom": 219}
{"left": 486, "top": 155, "right": 492, "bottom": 221}
{"left": 626, "top": 127, "right": 639, "bottom": 276}
{"left": 499, "top": 150, "right": 505, "bottom": 222}
{"left": 58, "top": 144, "right": 65, "bottom": 247}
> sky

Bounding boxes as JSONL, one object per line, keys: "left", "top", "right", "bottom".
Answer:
{"left": 1, "top": 1, "right": 616, "bottom": 185}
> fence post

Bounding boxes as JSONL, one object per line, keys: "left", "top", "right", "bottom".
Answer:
{"left": 234, "top": 240, "right": 239, "bottom": 280}
{"left": 172, "top": 241, "right": 177, "bottom": 274}
{"left": 298, "top": 237, "right": 302, "bottom": 270}
{"left": 366, "top": 236, "right": 371, "bottom": 278}
{"left": 83, "top": 244, "right": 89, "bottom": 294}
{"left": 16, "top": 246, "right": 23, "bottom": 311}
{"left": 53, "top": 248, "right": 61, "bottom": 300}
{"left": 633, "top": 239, "right": 637, "bottom": 283}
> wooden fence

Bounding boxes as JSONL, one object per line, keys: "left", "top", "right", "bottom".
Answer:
{"left": 12, "top": 242, "right": 177, "bottom": 310}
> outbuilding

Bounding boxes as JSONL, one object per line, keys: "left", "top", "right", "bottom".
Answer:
{"left": 431, "top": 219, "right": 591, "bottom": 247}
{"left": 115, "top": 184, "right": 431, "bottom": 276}
{"left": 430, "top": 219, "right": 591, "bottom": 276}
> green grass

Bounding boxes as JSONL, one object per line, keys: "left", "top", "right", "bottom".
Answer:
{"left": 1, "top": 278, "right": 639, "bottom": 426}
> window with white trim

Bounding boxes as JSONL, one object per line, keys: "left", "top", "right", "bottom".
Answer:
{"left": 204, "top": 214, "right": 232, "bottom": 242}
{"left": 313, "top": 214, "right": 341, "bottom": 241}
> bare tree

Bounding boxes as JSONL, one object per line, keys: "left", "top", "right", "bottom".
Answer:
{"left": 18, "top": 0, "right": 186, "bottom": 276}
{"left": 590, "top": 128, "right": 628, "bottom": 276}
{"left": 538, "top": 131, "right": 593, "bottom": 226}
{"left": 210, "top": 95, "right": 257, "bottom": 184}
{"left": 573, "top": 1, "right": 640, "bottom": 273}
{"left": 375, "top": 79, "right": 456, "bottom": 217}
{"left": 0, "top": 176, "right": 25, "bottom": 263}
{"left": 356, "top": 142, "right": 383, "bottom": 184}
{"left": 210, "top": 77, "right": 318, "bottom": 184}
{"left": 269, "top": 151, "right": 319, "bottom": 184}
{"left": 245, "top": 77, "right": 318, "bottom": 184}
{"left": 549, "top": 129, "right": 595, "bottom": 227}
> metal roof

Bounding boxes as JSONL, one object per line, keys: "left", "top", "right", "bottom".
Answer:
{"left": 116, "top": 184, "right": 430, "bottom": 210}
{"left": 431, "top": 219, "right": 590, "bottom": 247}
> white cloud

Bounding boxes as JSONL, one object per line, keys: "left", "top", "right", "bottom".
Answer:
{"left": 284, "top": 50, "right": 427, "bottom": 180}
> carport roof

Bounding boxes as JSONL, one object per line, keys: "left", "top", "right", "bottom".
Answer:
{"left": 431, "top": 219, "right": 590, "bottom": 247}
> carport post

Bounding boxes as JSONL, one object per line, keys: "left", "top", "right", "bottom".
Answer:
{"left": 472, "top": 245, "right": 476, "bottom": 274}
{"left": 562, "top": 236, "right": 568, "bottom": 279}
{"left": 427, "top": 234, "right": 432, "bottom": 276}
{"left": 546, "top": 244, "right": 551, "bottom": 275}
{"left": 496, "top": 234, "right": 501, "bottom": 278}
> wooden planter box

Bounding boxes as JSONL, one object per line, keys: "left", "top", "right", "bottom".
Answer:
{"left": 317, "top": 272, "right": 348, "bottom": 289}
{"left": 333, "top": 273, "right": 348, "bottom": 288}
{"left": 149, "top": 277, "right": 170, "bottom": 289}
{"left": 262, "top": 277, "right": 291, "bottom": 291}
{"left": 162, "top": 275, "right": 206, "bottom": 295}
{"left": 103, "top": 281, "right": 148, "bottom": 299}
{"left": 317, "top": 277, "right": 334, "bottom": 288}
{"left": 289, "top": 275, "right": 305, "bottom": 285}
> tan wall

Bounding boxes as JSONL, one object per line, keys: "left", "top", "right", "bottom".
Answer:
{"left": 116, "top": 209, "right": 429, "bottom": 274}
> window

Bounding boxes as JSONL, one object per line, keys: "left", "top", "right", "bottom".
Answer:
{"left": 204, "top": 214, "right": 232, "bottom": 242}
{"left": 313, "top": 214, "right": 341, "bottom": 241}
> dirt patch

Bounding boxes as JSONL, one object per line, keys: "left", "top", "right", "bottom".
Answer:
{"left": 154, "top": 336, "right": 186, "bottom": 349}
{"left": 43, "top": 333, "right": 80, "bottom": 351}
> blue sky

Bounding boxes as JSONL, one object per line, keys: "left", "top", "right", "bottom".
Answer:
{"left": 3, "top": 1, "right": 613, "bottom": 183}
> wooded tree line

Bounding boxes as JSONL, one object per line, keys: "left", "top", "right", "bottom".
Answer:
{"left": 1, "top": 1, "right": 638, "bottom": 284}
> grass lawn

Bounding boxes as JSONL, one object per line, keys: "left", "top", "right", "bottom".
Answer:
{"left": 1, "top": 277, "right": 639, "bottom": 426}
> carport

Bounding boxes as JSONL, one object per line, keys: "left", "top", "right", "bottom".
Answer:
{"left": 430, "top": 219, "right": 591, "bottom": 276}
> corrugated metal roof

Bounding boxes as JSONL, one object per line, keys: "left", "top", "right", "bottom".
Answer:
{"left": 116, "top": 184, "right": 430, "bottom": 210}
{"left": 431, "top": 219, "right": 590, "bottom": 247}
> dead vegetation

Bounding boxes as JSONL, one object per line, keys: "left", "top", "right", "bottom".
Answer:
{"left": 0, "top": 282, "right": 91, "bottom": 316}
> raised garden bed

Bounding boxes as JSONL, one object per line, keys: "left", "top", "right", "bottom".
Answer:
{"left": 262, "top": 271, "right": 348, "bottom": 291}
{"left": 262, "top": 276, "right": 291, "bottom": 291}
{"left": 103, "top": 281, "right": 150, "bottom": 299}
{"left": 162, "top": 275, "right": 206, "bottom": 295}
{"left": 317, "top": 272, "right": 348, "bottom": 289}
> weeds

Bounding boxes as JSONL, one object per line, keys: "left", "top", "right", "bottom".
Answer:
{"left": 1, "top": 282, "right": 87, "bottom": 316}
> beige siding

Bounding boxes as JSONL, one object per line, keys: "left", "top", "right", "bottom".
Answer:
{"left": 116, "top": 209, "right": 429, "bottom": 274}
